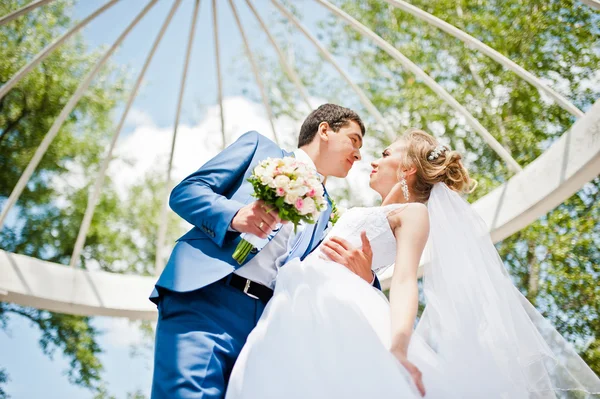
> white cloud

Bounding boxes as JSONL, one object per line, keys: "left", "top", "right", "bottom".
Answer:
{"left": 95, "top": 317, "right": 149, "bottom": 348}
{"left": 108, "top": 96, "right": 381, "bottom": 207}
{"left": 125, "top": 108, "right": 155, "bottom": 128}
{"left": 109, "top": 96, "right": 303, "bottom": 195}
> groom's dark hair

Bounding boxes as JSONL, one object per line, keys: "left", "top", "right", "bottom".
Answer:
{"left": 298, "top": 104, "right": 365, "bottom": 147}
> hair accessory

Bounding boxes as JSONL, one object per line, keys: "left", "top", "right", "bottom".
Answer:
{"left": 428, "top": 145, "right": 447, "bottom": 161}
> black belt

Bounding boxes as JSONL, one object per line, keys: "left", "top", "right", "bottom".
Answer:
{"left": 225, "top": 274, "right": 273, "bottom": 303}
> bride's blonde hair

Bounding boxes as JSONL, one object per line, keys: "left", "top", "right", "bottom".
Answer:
{"left": 399, "top": 128, "right": 476, "bottom": 203}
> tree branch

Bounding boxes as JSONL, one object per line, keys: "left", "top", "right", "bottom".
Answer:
{"left": 0, "top": 108, "right": 28, "bottom": 147}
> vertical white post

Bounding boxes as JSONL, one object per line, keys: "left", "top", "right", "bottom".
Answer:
{"left": 155, "top": 0, "right": 202, "bottom": 275}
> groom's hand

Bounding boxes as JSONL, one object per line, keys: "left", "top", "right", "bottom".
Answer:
{"left": 231, "top": 200, "right": 284, "bottom": 238}
{"left": 321, "top": 231, "right": 374, "bottom": 283}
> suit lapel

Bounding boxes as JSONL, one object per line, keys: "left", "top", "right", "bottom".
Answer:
{"left": 285, "top": 188, "right": 332, "bottom": 263}
{"left": 303, "top": 193, "right": 332, "bottom": 259}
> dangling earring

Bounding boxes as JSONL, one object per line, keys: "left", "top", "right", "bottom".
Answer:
{"left": 399, "top": 172, "right": 410, "bottom": 202}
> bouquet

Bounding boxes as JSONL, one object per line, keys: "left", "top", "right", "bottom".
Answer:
{"left": 232, "top": 157, "right": 328, "bottom": 264}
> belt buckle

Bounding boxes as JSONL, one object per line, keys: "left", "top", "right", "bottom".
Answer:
{"left": 243, "top": 279, "right": 259, "bottom": 300}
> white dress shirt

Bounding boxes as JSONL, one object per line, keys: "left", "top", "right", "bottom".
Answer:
{"left": 233, "top": 149, "right": 318, "bottom": 288}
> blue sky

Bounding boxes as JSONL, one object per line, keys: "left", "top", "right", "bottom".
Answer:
{"left": 69, "top": 0, "right": 354, "bottom": 129}
{"left": 1, "top": 1, "right": 347, "bottom": 398}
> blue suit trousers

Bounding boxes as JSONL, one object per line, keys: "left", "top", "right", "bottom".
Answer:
{"left": 151, "top": 279, "right": 266, "bottom": 399}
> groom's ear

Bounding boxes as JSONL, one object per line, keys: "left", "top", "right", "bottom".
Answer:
{"left": 318, "top": 122, "right": 330, "bottom": 142}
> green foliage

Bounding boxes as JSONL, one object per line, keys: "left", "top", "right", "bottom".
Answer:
{"left": 0, "top": 368, "right": 8, "bottom": 399}
{"left": 328, "top": 198, "right": 342, "bottom": 226}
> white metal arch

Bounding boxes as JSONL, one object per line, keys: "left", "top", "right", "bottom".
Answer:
{"left": 70, "top": 0, "right": 183, "bottom": 269}
{"left": 0, "top": 0, "right": 56, "bottom": 26}
{"left": 271, "top": 0, "right": 397, "bottom": 142}
{"left": 212, "top": 0, "right": 227, "bottom": 148}
{"left": 0, "top": 0, "right": 597, "bottom": 319}
{"left": 0, "top": 0, "right": 159, "bottom": 229}
{"left": 230, "top": 0, "right": 280, "bottom": 145}
{"left": 154, "top": 0, "right": 200, "bottom": 275}
{"left": 0, "top": 0, "right": 121, "bottom": 102}
{"left": 245, "top": 0, "right": 313, "bottom": 111}
{"left": 314, "top": 0, "right": 522, "bottom": 173}
{"left": 381, "top": 0, "right": 584, "bottom": 118}
{"left": 2, "top": 99, "right": 598, "bottom": 320}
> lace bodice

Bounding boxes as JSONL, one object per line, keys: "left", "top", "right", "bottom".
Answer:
{"left": 309, "top": 204, "right": 404, "bottom": 273}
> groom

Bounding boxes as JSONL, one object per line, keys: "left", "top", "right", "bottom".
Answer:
{"left": 150, "top": 104, "right": 380, "bottom": 399}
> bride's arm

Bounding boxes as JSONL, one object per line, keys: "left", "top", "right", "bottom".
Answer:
{"left": 387, "top": 203, "right": 429, "bottom": 394}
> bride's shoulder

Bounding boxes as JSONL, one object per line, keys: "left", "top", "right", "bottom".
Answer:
{"left": 385, "top": 202, "right": 429, "bottom": 230}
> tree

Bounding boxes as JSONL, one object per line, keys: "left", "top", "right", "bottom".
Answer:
{"left": 0, "top": 368, "right": 8, "bottom": 399}
{"left": 0, "top": 0, "right": 182, "bottom": 396}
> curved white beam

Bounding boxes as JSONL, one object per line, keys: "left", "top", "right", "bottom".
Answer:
{"left": 381, "top": 0, "right": 584, "bottom": 118}
{"left": 229, "top": 0, "right": 280, "bottom": 145}
{"left": 212, "top": 0, "right": 226, "bottom": 149}
{"left": 70, "top": 0, "right": 183, "bottom": 269}
{"left": 245, "top": 0, "right": 313, "bottom": 111}
{"left": 0, "top": 250, "right": 157, "bottom": 321}
{"left": 271, "top": 0, "right": 396, "bottom": 142}
{"left": 0, "top": 0, "right": 159, "bottom": 230}
{"left": 3, "top": 100, "right": 598, "bottom": 319}
{"left": 581, "top": 0, "right": 600, "bottom": 11}
{"left": 155, "top": 0, "right": 201, "bottom": 275}
{"left": 0, "top": 0, "right": 55, "bottom": 26}
{"left": 0, "top": 0, "right": 121, "bottom": 102}
{"left": 381, "top": 98, "right": 600, "bottom": 290}
{"left": 313, "top": 0, "right": 522, "bottom": 174}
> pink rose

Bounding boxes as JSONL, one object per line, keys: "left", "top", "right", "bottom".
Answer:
{"left": 307, "top": 188, "right": 316, "bottom": 197}
{"left": 295, "top": 198, "right": 304, "bottom": 211}
{"left": 276, "top": 187, "right": 285, "bottom": 197}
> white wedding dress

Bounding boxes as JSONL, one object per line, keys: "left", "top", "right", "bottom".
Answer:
{"left": 226, "top": 204, "right": 451, "bottom": 399}
{"left": 226, "top": 185, "right": 600, "bottom": 399}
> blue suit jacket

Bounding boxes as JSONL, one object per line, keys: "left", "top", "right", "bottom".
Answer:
{"left": 152, "top": 131, "right": 380, "bottom": 300}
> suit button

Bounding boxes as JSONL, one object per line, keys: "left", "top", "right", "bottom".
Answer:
{"left": 250, "top": 248, "right": 258, "bottom": 254}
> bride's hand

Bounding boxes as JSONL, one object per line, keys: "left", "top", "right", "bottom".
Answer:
{"left": 391, "top": 350, "right": 426, "bottom": 397}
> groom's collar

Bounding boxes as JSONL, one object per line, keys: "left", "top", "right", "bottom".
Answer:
{"left": 293, "top": 148, "right": 325, "bottom": 183}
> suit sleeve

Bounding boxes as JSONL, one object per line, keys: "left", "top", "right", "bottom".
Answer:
{"left": 169, "top": 131, "right": 260, "bottom": 247}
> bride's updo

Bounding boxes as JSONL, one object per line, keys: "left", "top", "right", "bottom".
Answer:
{"left": 399, "top": 129, "right": 475, "bottom": 202}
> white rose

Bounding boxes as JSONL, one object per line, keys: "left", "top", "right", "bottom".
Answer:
{"left": 316, "top": 196, "right": 327, "bottom": 208}
{"left": 260, "top": 174, "right": 275, "bottom": 188}
{"left": 312, "top": 182, "right": 324, "bottom": 197}
{"left": 253, "top": 165, "right": 266, "bottom": 178}
{"left": 299, "top": 197, "right": 316, "bottom": 215}
{"left": 274, "top": 175, "right": 291, "bottom": 189}
{"left": 284, "top": 192, "right": 299, "bottom": 205}
{"left": 288, "top": 180, "right": 308, "bottom": 196}
{"left": 281, "top": 163, "right": 296, "bottom": 175}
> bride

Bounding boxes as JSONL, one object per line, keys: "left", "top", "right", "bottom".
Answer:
{"left": 225, "top": 129, "right": 600, "bottom": 399}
